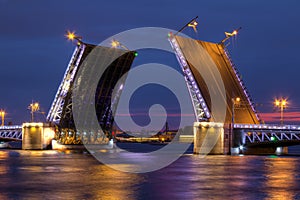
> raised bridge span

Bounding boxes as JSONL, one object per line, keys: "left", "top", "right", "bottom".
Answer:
{"left": 1, "top": 31, "right": 300, "bottom": 154}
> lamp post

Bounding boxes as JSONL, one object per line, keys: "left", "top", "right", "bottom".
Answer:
{"left": 174, "top": 16, "right": 199, "bottom": 35}
{"left": 232, "top": 97, "right": 241, "bottom": 125}
{"left": 111, "top": 39, "right": 130, "bottom": 50}
{"left": 230, "top": 97, "right": 240, "bottom": 154}
{"left": 28, "top": 102, "right": 40, "bottom": 122}
{"left": 65, "top": 31, "right": 83, "bottom": 45}
{"left": 274, "top": 98, "right": 287, "bottom": 125}
{"left": 220, "top": 27, "right": 241, "bottom": 45}
{"left": 0, "top": 110, "right": 5, "bottom": 126}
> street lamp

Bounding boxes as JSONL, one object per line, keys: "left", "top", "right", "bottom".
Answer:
{"left": 65, "top": 30, "right": 83, "bottom": 45}
{"left": 229, "top": 97, "right": 240, "bottom": 154}
{"left": 274, "top": 98, "right": 287, "bottom": 125}
{"left": 174, "top": 16, "right": 199, "bottom": 35}
{"left": 232, "top": 97, "right": 241, "bottom": 124}
{"left": 110, "top": 39, "right": 129, "bottom": 50}
{"left": 220, "top": 27, "right": 242, "bottom": 45}
{"left": 0, "top": 110, "right": 5, "bottom": 126}
{"left": 28, "top": 102, "right": 40, "bottom": 122}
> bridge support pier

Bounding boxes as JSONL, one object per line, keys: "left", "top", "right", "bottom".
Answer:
{"left": 193, "top": 122, "right": 290, "bottom": 155}
{"left": 275, "top": 147, "right": 288, "bottom": 155}
{"left": 193, "top": 122, "right": 229, "bottom": 155}
{"left": 22, "top": 123, "right": 55, "bottom": 150}
{"left": 235, "top": 146, "right": 288, "bottom": 155}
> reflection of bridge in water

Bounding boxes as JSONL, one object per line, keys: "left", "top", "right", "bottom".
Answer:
{"left": 1, "top": 30, "right": 299, "bottom": 154}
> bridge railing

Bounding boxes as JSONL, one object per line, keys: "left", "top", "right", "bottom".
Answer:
{"left": 0, "top": 125, "right": 22, "bottom": 130}
{"left": 0, "top": 125, "right": 22, "bottom": 141}
{"left": 234, "top": 123, "right": 300, "bottom": 130}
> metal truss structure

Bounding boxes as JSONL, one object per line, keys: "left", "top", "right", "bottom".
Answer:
{"left": 47, "top": 43, "right": 87, "bottom": 126}
{"left": 234, "top": 124, "right": 300, "bottom": 146}
{"left": 45, "top": 41, "right": 136, "bottom": 144}
{"left": 169, "top": 35, "right": 211, "bottom": 121}
{"left": 0, "top": 125, "right": 22, "bottom": 141}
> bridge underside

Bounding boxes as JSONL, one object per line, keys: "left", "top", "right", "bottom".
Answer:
{"left": 46, "top": 42, "right": 136, "bottom": 144}
{"left": 174, "top": 35, "right": 259, "bottom": 124}
{"left": 59, "top": 45, "right": 136, "bottom": 131}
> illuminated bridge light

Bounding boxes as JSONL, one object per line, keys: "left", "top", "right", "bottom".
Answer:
{"left": 169, "top": 36, "right": 210, "bottom": 121}
{"left": 224, "top": 46, "right": 260, "bottom": 121}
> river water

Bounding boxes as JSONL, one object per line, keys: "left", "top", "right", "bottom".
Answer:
{"left": 1, "top": 147, "right": 300, "bottom": 200}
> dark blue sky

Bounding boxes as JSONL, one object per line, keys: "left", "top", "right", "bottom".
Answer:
{"left": 1, "top": 0, "right": 300, "bottom": 124}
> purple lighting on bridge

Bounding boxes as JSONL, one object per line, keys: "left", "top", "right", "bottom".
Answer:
{"left": 168, "top": 36, "right": 211, "bottom": 120}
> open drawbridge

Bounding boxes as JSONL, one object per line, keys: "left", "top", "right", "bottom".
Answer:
{"left": 2, "top": 30, "right": 300, "bottom": 150}
{"left": 169, "top": 34, "right": 260, "bottom": 125}
{"left": 46, "top": 42, "right": 136, "bottom": 144}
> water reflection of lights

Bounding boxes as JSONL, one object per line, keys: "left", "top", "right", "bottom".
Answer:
{"left": 0, "top": 151, "right": 8, "bottom": 159}
{"left": 0, "top": 165, "right": 8, "bottom": 175}
{"left": 265, "top": 157, "right": 297, "bottom": 199}
{"left": 86, "top": 165, "right": 143, "bottom": 199}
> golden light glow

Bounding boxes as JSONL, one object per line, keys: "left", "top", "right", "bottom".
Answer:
{"left": 198, "top": 122, "right": 224, "bottom": 128}
{"left": 274, "top": 98, "right": 287, "bottom": 107}
{"left": 66, "top": 31, "right": 76, "bottom": 41}
{"left": 0, "top": 110, "right": 5, "bottom": 126}
{"left": 236, "top": 97, "right": 241, "bottom": 102}
{"left": 225, "top": 29, "right": 239, "bottom": 37}
{"left": 187, "top": 20, "right": 198, "bottom": 32}
{"left": 188, "top": 21, "right": 198, "bottom": 27}
{"left": 282, "top": 100, "right": 287, "bottom": 106}
{"left": 274, "top": 98, "right": 288, "bottom": 125}
{"left": 30, "top": 102, "right": 40, "bottom": 112}
{"left": 111, "top": 40, "right": 120, "bottom": 48}
{"left": 23, "top": 122, "right": 44, "bottom": 127}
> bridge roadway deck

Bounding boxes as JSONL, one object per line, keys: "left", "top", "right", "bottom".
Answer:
{"left": 234, "top": 124, "right": 300, "bottom": 148}
{"left": 2, "top": 123, "right": 300, "bottom": 149}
